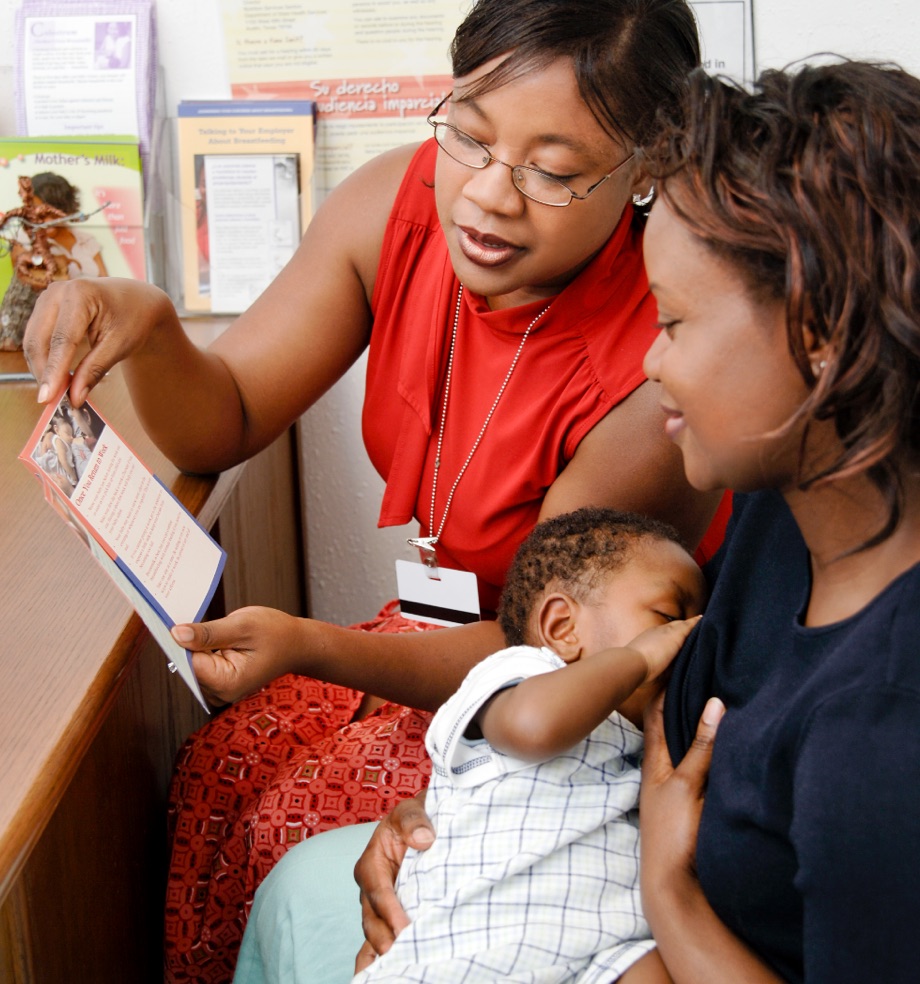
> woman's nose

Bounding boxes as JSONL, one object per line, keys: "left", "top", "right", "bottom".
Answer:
{"left": 462, "top": 159, "right": 526, "bottom": 216}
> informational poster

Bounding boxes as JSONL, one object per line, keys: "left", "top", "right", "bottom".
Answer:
{"left": 219, "top": 0, "right": 754, "bottom": 201}
{"left": 220, "top": 0, "right": 462, "bottom": 201}
{"left": 221, "top": 0, "right": 461, "bottom": 83}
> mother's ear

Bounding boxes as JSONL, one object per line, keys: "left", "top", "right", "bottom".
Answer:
{"left": 536, "top": 592, "right": 583, "bottom": 663}
{"left": 802, "top": 317, "right": 831, "bottom": 380}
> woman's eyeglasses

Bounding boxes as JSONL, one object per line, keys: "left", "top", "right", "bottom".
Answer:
{"left": 426, "top": 95, "right": 634, "bottom": 208}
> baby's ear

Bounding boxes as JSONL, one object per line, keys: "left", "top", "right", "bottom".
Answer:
{"left": 536, "top": 593, "right": 582, "bottom": 663}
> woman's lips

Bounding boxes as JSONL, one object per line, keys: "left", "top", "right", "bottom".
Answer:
{"left": 662, "top": 406, "right": 686, "bottom": 440}
{"left": 457, "top": 225, "right": 522, "bottom": 267}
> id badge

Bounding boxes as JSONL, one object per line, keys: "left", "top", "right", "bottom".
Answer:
{"left": 396, "top": 559, "right": 481, "bottom": 626}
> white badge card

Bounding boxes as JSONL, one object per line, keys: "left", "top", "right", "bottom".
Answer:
{"left": 396, "top": 559, "right": 481, "bottom": 627}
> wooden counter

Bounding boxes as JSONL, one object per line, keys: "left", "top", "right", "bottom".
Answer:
{"left": 0, "top": 322, "right": 307, "bottom": 982}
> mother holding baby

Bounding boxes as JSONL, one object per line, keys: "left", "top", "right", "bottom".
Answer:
{"left": 249, "top": 56, "right": 920, "bottom": 984}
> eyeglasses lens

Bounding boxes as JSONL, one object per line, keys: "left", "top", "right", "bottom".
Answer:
{"left": 434, "top": 124, "right": 571, "bottom": 206}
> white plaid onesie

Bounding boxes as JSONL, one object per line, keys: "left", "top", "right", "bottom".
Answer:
{"left": 353, "top": 645, "right": 654, "bottom": 984}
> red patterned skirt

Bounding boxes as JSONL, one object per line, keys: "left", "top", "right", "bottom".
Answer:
{"left": 164, "top": 602, "right": 441, "bottom": 983}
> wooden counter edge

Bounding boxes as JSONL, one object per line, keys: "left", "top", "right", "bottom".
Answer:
{"left": 0, "top": 463, "right": 244, "bottom": 907}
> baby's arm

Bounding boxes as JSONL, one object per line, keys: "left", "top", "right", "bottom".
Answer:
{"left": 477, "top": 617, "right": 699, "bottom": 763}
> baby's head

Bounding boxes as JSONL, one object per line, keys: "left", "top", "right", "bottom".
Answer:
{"left": 498, "top": 507, "right": 706, "bottom": 660}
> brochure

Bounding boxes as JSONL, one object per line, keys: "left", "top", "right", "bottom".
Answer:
{"left": 13, "top": 0, "right": 158, "bottom": 177}
{"left": 176, "top": 100, "right": 315, "bottom": 314}
{"left": 0, "top": 135, "right": 147, "bottom": 301}
{"left": 19, "top": 389, "right": 226, "bottom": 712}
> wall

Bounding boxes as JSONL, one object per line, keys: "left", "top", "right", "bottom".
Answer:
{"left": 2, "top": 0, "right": 919, "bottom": 626}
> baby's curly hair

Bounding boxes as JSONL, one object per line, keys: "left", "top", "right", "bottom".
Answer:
{"left": 498, "top": 507, "right": 686, "bottom": 646}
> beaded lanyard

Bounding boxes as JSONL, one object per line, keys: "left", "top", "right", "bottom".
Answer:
{"left": 408, "top": 284, "right": 552, "bottom": 575}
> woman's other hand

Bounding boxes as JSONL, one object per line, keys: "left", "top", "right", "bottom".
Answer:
{"left": 640, "top": 692, "right": 724, "bottom": 896}
{"left": 639, "top": 694, "right": 782, "bottom": 983}
{"left": 353, "top": 792, "right": 435, "bottom": 970}
{"left": 23, "top": 277, "right": 176, "bottom": 406}
{"left": 171, "top": 606, "right": 307, "bottom": 706}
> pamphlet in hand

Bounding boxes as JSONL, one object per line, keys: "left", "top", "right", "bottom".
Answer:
{"left": 19, "top": 389, "right": 226, "bottom": 712}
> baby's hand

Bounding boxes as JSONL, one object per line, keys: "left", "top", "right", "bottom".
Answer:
{"left": 628, "top": 615, "right": 702, "bottom": 685}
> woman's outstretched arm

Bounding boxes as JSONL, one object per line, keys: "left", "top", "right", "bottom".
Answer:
{"left": 173, "top": 607, "right": 506, "bottom": 710}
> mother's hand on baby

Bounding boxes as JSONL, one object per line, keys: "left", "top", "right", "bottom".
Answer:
{"left": 170, "top": 606, "right": 305, "bottom": 706}
{"left": 353, "top": 792, "right": 435, "bottom": 971}
{"left": 639, "top": 691, "right": 725, "bottom": 901}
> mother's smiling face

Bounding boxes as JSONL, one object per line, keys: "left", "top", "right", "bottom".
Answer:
{"left": 641, "top": 197, "right": 815, "bottom": 496}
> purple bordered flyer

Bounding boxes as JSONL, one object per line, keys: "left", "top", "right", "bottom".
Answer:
{"left": 19, "top": 388, "right": 224, "bottom": 712}
{"left": 13, "top": 0, "right": 157, "bottom": 181}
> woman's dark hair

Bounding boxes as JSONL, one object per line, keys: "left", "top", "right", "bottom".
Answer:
{"left": 450, "top": 0, "right": 701, "bottom": 146}
{"left": 498, "top": 506, "right": 686, "bottom": 646}
{"left": 31, "top": 172, "right": 80, "bottom": 215}
{"left": 641, "top": 59, "right": 920, "bottom": 547}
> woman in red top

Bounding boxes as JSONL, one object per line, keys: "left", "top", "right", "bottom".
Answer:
{"left": 24, "top": 1, "right": 726, "bottom": 979}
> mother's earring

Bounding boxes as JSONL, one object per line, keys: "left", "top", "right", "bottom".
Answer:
{"left": 811, "top": 359, "right": 828, "bottom": 378}
{"left": 632, "top": 185, "right": 655, "bottom": 207}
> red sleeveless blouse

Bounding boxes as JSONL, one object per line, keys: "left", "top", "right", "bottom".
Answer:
{"left": 364, "top": 140, "right": 665, "bottom": 613}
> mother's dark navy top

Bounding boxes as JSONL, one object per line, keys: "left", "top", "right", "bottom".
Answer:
{"left": 664, "top": 490, "right": 920, "bottom": 983}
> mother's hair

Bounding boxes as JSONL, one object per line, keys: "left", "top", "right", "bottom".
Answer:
{"left": 449, "top": 0, "right": 701, "bottom": 146}
{"left": 641, "top": 59, "right": 920, "bottom": 546}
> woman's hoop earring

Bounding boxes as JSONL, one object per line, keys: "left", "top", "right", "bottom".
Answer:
{"left": 632, "top": 186, "right": 655, "bottom": 208}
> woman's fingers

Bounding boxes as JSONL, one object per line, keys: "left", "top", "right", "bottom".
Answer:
{"left": 680, "top": 697, "right": 725, "bottom": 786}
{"left": 171, "top": 616, "right": 241, "bottom": 652}
{"left": 641, "top": 689, "right": 673, "bottom": 782}
{"left": 353, "top": 939, "right": 378, "bottom": 974}
{"left": 24, "top": 280, "right": 111, "bottom": 402}
{"left": 23, "top": 278, "right": 169, "bottom": 405}
{"left": 187, "top": 650, "right": 252, "bottom": 706}
{"left": 643, "top": 692, "right": 725, "bottom": 787}
{"left": 354, "top": 794, "right": 434, "bottom": 955}
{"left": 171, "top": 607, "right": 299, "bottom": 704}
{"left": 640, "top": 695, "right": 726, "bottom": 900}
{"left": 386, "top": 793, "right": 436, "bottom": 851}
{"left": 171, "top": 606, "right": 290, "bottom": 653}
{"left": 356, "top": 822, "right": 412, "bottom": 955}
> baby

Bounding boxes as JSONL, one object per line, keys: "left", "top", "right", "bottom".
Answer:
{"left": 355, "top": 506, "right": 706, "bottom": 983}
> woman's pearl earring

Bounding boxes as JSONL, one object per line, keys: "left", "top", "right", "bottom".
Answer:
{"left": 811, "top": 359, "right": 828, "bottom": 378}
